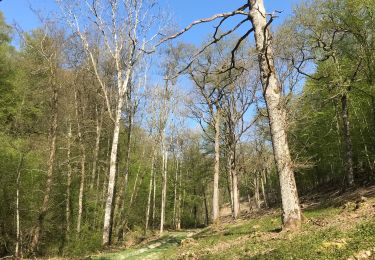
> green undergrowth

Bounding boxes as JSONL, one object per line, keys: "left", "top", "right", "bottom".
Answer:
{"left": 88, "top": 199, "right": 375, "bottom": 260}
{"left": 160, "top": 204, "right": 375, "bottom": 259}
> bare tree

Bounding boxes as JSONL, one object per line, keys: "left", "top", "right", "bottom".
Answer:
{"left": 58, "top": 0, "right": 168, "bottom": 245}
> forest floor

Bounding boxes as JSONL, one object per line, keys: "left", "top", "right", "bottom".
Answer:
{"left": 87, "top": 186, "right": 375, "bottom": 260}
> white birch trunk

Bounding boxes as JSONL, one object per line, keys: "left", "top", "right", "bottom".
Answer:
{"left": 75, "top": 91, "right": 86, "bottom": 234}
{"left": 102, "top": 95, "right": 125, "bottom": 246}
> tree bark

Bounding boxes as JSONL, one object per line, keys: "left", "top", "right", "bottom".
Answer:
{"left": 212, "top": 111, "right": 221, "bottom": 222}
{"left": 15, "top": 153, "right": 25, "bottom": 258}
{"left": 145, "top": 150, "right": 156, "bottom": 235}
{"left": 261, "top": 170, "right": 268, "bottom": 208}
{"left": 66, "top": 122, "right": 72, "bottom": 235}
{"left": 341, "top": 94, "right": 354, "bottom": 186}
{"left": 176, "top": 164, "right": 182, "bottom": 230}
{"left": 102, "top": 95, "right": 125, "bottom": 246}
{"left": 254, "top": 173, "right": 261, "bottom": 209}
{"left": 173, "top": 159, "right": 179, "bottom": 229}
{"left": 249, "top": 0, "right": 302, "bottom": 230}
{"left": 227, "top": 153, "right": 234, "bottom": 216}
{"left": 229, "top": 146, "right": 239, "bottom": 219}
{"left": 75, "top": 90, "right": 86, "bottom": 234}
{"left": 90, "top": 106, "right": 103, "bottom": 190}
{"left": 160, "top": 147, "right": 168, "bottom": 235}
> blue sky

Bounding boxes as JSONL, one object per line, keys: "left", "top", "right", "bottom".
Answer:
{"left": 1, "top": 0, "right": 301, "bottom": 45}
{"left": 0, "top": 0, "right": 302, "bottom": 131}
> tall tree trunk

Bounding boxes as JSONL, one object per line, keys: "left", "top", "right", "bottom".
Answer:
{"left": 15, "top": 153, "right": 25, "bottom": 258}
{"left": 102, "top": 95, "right": 125, "bottom": 246}
{"left": 203, "top": 190, "right": 209, "bottom": 226}
{"left": 229, "top": 146, "right": 239, "bottom": 219}
{"left": 90, "top": 106, "right": 103, "bottom": 190}
{"left": 254, "top": 173, "right": 261, "bottom": 209}
{"left": 75, "top": 90, "right": 86, "bottom": 234}
{"left": 249, "top": 0, "right": 301, "bottom": 230}
{"left": 114, "top": 110, "right": 133, "bottom": 231}
{"left": 160, "top": 147, "right": 168, "bottom": 235}
{"left": 212, "top": 111, "right": 221, "bottom": 222}
{"left": 30, "top": 87, "right": 58, "bottom": 253}
{"left": 261, "top": 170, "right": 268, "bottom": 208}
{"left": 66, "top": 122, "right": 72, "bottom": 235}
{"left": 173, "top": 159, "right": 179, "bottom": 229}
{"left": 176, "top": 165, "right": 182, "bottom": 230}
{"left": 145, "top": 150, "right": 156, "bottom": 235}
{"left": 152, "top": 159, "right": 157, "bottom": 229}
{"left": 341, "top": 94, "right": 354, "bottom": 186}
{"left": 227, "top": 152, "right": 234, "bottom": 216}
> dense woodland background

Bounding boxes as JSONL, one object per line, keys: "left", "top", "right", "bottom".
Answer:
{"left": 0, "top": 0, "right": 375, "bottom": 257}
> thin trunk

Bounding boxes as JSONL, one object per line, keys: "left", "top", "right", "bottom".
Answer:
{"left": 227, "top": 153, "right": 234, "bottom": 216}
{"left": 254, "top": 173, "right": 261, "bottom": 209}
{"left": 176, "top": 164, "right": 182, "bottom": 230}
{"left": 212, "top": 111, "right": 221, "bottom": 222}
{"left": 230, "top": 146, "right": 239, "bottom": 219}
{"left": 75, "top": 90, "right": 86, "bottom": 234}
{"left": 15, "top": 153, "right": 25, "bottom": 258}
{"left": 249, "top": 0, "right": 301, "bottom": 230}
{"left": 152, "top": 159, "right": 156, "bottom": 229}
{"left": 173, "top": 159, "right": 179, "bottom": 229}
{"left": 90, "top": 107, "right": 103, "bottom": 190}
{"left": 203, "top": 190, "right": 209, "bottom": 226}
{"left": 145, "top": 151, "right": 156, "bottom": 235}
{"left": 30, "top": 87, "right": 58, "bottom": 253}
{"left": 341, "top": 94, "right": 354, "bottom": 186}
{"left": 66, "top": 123, "right": 72, "bottom": 234}
{"left": 160, "top": 148, "right": 168, "bottom": 235}
{"left": 261, "top": 170, "right": 268, "bottom": 208}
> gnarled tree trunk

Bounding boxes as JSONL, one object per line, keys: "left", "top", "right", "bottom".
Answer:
{"left": 249, "top": 0, "right": 301, "bottom": 230}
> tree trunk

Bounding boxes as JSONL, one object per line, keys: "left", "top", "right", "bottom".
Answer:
{"left": 145, "top": 150, "right": 156, "bottom": 235}
{"left": 227, "top": 153, "right": 234, "bottom": 216}
{"left": 90, "top": 106, "right": 103, "bottom": 190}
{"left": 102, "top": 95, "right": 125, "bottom": 246}
{"left": 261, "top": 170, "right": 268, "bottom": 208}
{"left": 173, "top": 159, "right": 179, "bottom": 229}
{"left": 341, "top": 94, "right": 354, "bottom": 186}
{"left": 203, "top": 190, "right": 209, "bottom": 226}
{"left": 15, "top": 153, "right": 25, "bottom": 258}
{"left": 152, "top": 159, "right": 157, "bottom": 229}
{"left": 176, "top": 165, "right": 182, "bottom": 230}
{"left": 249, "top": 0, "right": 301, "bottom": 230}
{"left": 212, "top": 111, "right": 221, "bottom": 222}
{"left": 254, "top": 173, "right": 261, "bottom": 209}
{"left": 75, "top": 90, "right": 86, "bottom": 234}
{"left": 113, "top": 110, "right": 133, "bottom": 231}
{"left": 229, "top": 146, "right": 239, "bottom": 219}
{"left": 66, "top": 123, "right": 72, "bottom": 235}
{"left": 160, "top": 147, "right": 168, "bottom": 235}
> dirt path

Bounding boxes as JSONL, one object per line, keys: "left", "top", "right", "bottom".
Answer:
{"left": 89, "top": 231, "right": 197, "bottom": 260}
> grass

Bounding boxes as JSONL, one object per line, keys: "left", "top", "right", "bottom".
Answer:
{"left": 160, "top": 200, "right": 375, "bottom": 259}
{"left": 89, "top": 190, "right": 375, "bottom": 260}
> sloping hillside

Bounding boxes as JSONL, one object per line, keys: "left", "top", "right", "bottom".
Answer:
{"left": 91, "top": 186, "right": 375, "bottom": 260}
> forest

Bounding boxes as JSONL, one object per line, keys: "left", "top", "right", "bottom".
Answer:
{"left": 0, "top": 0, "right": 375, "bottom": 259}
